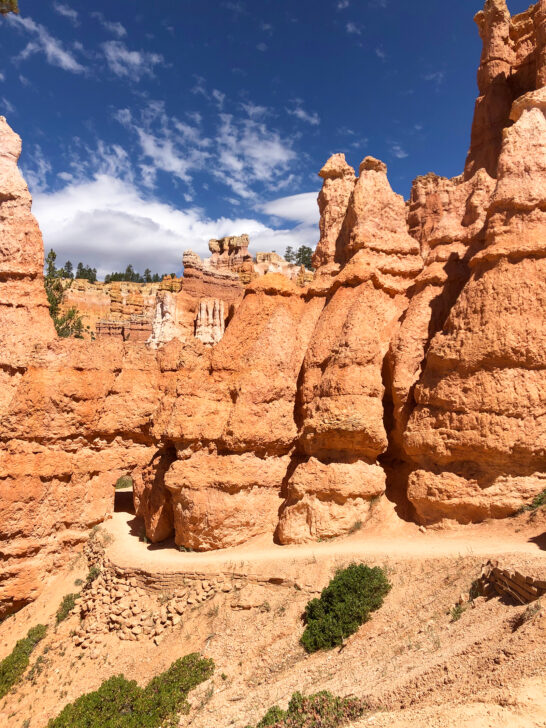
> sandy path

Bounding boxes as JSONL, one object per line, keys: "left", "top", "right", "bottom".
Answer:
{"left": 104, "top": 497, "right": 545, "bottom": 575}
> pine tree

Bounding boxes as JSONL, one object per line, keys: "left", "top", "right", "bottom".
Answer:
{"left": 284, "top": 245, "right": 295, "bottom": 263}
{"left": 44, "top": 249, "right": 87, "bottom": 338}
{"left": 0, "top": 1, "right": 19, "bottom": 15}
{"left": 63, "top": 260, "right": 74, "bottom": 279}
{"left": 294, "top": 245, "right": 314, "bottom": 271}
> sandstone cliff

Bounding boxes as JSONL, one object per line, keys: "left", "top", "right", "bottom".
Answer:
{"left": 0, "top": 1, "right": 545, "bottom": 618}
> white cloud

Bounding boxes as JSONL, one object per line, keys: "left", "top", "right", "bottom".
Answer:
{"left": 375, "top": 46, "right": 386, "bottom": 60}
{"left": 337, "top": 1, "right": 350, "bottom": 8}
{"left": 0, "top": 72, "right": 5, "bottom": 82}
{"left": 261, "top": 192, "right": 318, "bottom": 226}
{"left": 423, "top": 71, "right": 445, "bottom": 87}
{"left": 102, "top": 41, "right": 164, "bottom": 81}
{"left": 22, "top": 145, "right": 52, "bottom": 193}
{"left": 346, "top": 22, "right": 362, "bottom": 35}
{"left": 115, "top": 102, "right": 211, "bottom": 187}
{"left": 390, "top": 143, "right": 408, "bottom": 159}
{"left": 32, "top": 175, "right": 317, "bottom": 276}
{"left": 53, "top": 3, "right": 79, "bottom": 25}
{"left": 242, "top": 102, "right": 268, "bottom": 119}
{"left": 91, "top": 11, "right": 127, "bottom": 38}
{"left": 8, "top": 15, "right": 85, "bottom": 73}
{"left": 256, "top": 42, "right": 268, "bottom": 52}
{"left": 215, "top": 114, "right": 297, "bottom": 199}
{"left": 287, "top": 99, "right": 320, "bottom": 126}
{"left": 1, "top": 97, "right": 15, "bottom": 116}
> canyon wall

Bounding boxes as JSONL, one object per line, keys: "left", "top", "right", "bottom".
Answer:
{"left": 1, "top": 1, "right": 545, "bottom": 616}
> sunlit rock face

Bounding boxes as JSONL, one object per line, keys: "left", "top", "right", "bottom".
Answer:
{"left": 1, "top": 1, "right": 546, "bottom": 616}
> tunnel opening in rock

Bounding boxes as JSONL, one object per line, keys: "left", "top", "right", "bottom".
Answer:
{"left": 114, "top": 474, "right": 135, "bottom": 515}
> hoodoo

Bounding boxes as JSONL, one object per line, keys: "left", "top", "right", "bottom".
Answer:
{"left": 1, "top": 1, "right": 546, "bottom": 619}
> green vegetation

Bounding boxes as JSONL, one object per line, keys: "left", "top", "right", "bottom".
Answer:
{"left": 450, "top": 604, "right": 464, "bottom": 622}
{"left": 48, "top": 653, "right": 214, "bottom": 728}
{"left": 301, "top": 564, "right": 391, "bottom": 653}
{"left": 284, "top": 245, "right": 314, "bottom": 271}
{"left": 56, "top": 594, "right": 78, "bottom": 624}
{"left": 0, "top": 624, "right": 47, "bottom": 699}
{"left": 0, "top": 1, "right": 19, "bottom": 14}
{"left": 521, "top": 489, "right": 546, "bottom": 512}
{"left": 86, "top": 566, "right": 101, "bottom": 584}
{"left": 44, "top": 250, "right": 89, "bottom": 338}
{"left": 115, "top": 475, "right": 133, "bottom": 490}
{"left": 104, "top": 265, "right": 170, "bottom": 283}
{"left": 254, "top": 691, "right": 367, "bottom": 728}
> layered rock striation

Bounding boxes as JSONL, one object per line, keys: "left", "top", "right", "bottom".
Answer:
{"left": 1, "top": 1, "right": 545, "bottom": 616}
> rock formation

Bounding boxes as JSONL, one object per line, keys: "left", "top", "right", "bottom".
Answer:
{"left": 1, "top": 1, "right": 545, "bottom": 616}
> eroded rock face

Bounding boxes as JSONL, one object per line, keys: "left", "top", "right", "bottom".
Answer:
{"left": 404, "top": 83, "right": 546, "bottom": 523}
{"left": 1, "top": 0, "right": 546, "bottom": 616}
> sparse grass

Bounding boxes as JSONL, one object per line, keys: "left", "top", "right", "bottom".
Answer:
{"left": 47, "top": 653, "right": 214, "bottom": 728}
{"left": 0, "top": 625, "right": 47, "bottom": 699}
{"left": 56, "top": 594, "right": 78, "bottom": 624}
{"left": 254, "top": 691, "right": 368, "bottom": 728}
{"left": 301, "top": 564, "right": 391, "bottom": 653}
{"left": 518, "top": 489, "right": 546, "bottom": 513}
{"left": 348, "top": 521, "right": 362, "bottom": 534}
{"left": 511, "top": 600, "right": 542, "bottom": 630}
{"left": 450, "top": 604, "right": 464, "bottom": 622}
{"left": 114, "top": 476, "right": 133, "bottom": 490}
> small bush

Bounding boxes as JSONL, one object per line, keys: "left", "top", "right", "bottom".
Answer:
{"left": 0, "top": 624, "right": 47, "bottom": 699}
{"left": 48, "top": 653, "right": 214, "bottom": 728}
{"left": 56, "top": 594, "right": 78, "bottom": 624}
{"left": 86, "top": 566, "right": 101, "bottom": 585}
{"left": 301, "top": 564, "right": 391, "bottom": 653}
{"left": 519, "top": 489, "right": 546, "bottom": 513}
{"left": 255, "top": 691, "right": 367, "bottom": 728}
{"left": 115, "top": 475, "right": 133, "bottom": 490}
{"left": 450, "top": 604, "right": 464, "bottom": 622}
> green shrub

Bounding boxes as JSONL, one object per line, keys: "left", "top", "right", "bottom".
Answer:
{"left": 519, "top": 489, "right": 546, "bottom": 513}
{"left": 301, "top": 564, "right": 391, "bottom": 653}
{"left": 450, "top": 604, "right": 464, "bottom": 622}
{"left": 115, "top": 476, "right": 133, "bottom": 490}
{"left": 48, "top": 653, "right": 214, "bottom": 728}
{"left": 255, "top": 691, "right": 367, "bottom": 728}
{"left": 56, "top": 594, "right": 78, "bottom": 624}
{"left": 86, "top": 566, "right": 101, "bottom": 584}
{"left": 0, "top": 624, "right": 47, "bottom": 699}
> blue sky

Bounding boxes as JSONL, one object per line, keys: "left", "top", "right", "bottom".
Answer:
{"left": 0, "top": 0, "right": 533, "bottom": 278}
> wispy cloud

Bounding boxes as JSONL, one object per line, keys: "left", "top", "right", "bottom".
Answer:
{"left": 337, "top": 0, "right": 350, "bottom": 8}
{"left": 256, "top": 42, "right": 268, "bottom": 52}
{"left": 423, "top": 71, "right": 445, "bottom": 88}
{"left": 8, "top": 15, "right": 85, "bottom": 73}
{"left": 346, "top": 22, "right": 362, "bottom": 35}
{"left": 215, "top": 114, "right": 297, "bottom": 198}
{"left": 1, "top": 97, "right": 15, "bottom": 115}
{"left": 102, "top": 41, "right": 164, "bottom": 81}
{"left": 375, "top": 46, "right": 387, "bottom": 60}
{"left": 91, "top": 11, "right": 127, "bottom": 38}
{"left": 0, "top": 72, "right": 5, "bottom": 82}
{"left": 242, "top": 101, "right": 268, "bottom": 119}
{"left": 390, "top": 143, "right": 408, "bottom": 159}
{"left": 286, "top": 99, "right": 320, "bottom": 126}
{"left": 21, "top": 144, "right": 52, "bottom": 192}
{"left": 53, "top": 3, "right": 79, "bottom": 25}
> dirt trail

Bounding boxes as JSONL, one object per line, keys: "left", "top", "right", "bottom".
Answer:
{"left": 105, "top": 496, "right": 545, "bottom": 576}
{"left": 0, "top": 500, "right": 544, "bottom": 728}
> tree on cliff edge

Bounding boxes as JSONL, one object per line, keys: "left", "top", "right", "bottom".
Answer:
{"left": 44, "top": 249, "right": 88, "bottom": 338}
{"left": 0, "top": 1, "right": 19, "bottom": 14}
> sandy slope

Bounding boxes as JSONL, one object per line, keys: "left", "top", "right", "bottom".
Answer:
{"left": 0, "top": 500, "right": 544, "bottom": 728}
